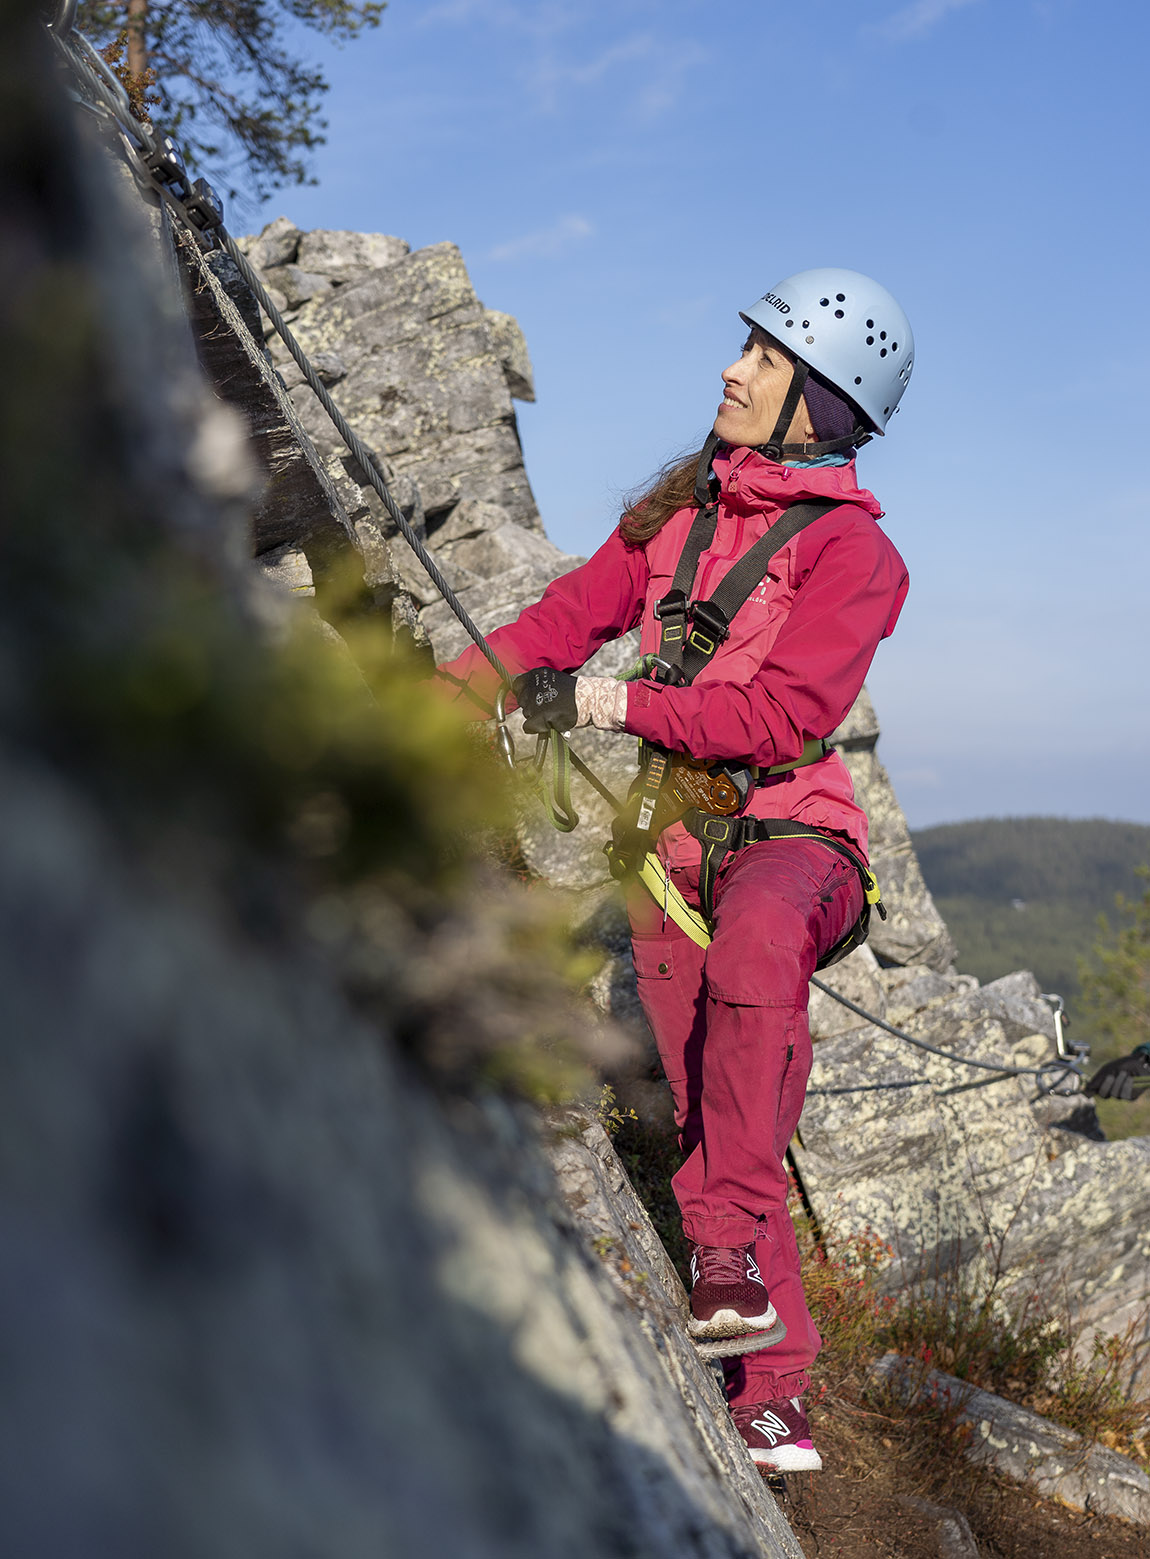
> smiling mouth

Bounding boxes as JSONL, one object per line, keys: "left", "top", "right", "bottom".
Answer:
{"left": 721, "top": 396, "right": 746, "bottom": 409}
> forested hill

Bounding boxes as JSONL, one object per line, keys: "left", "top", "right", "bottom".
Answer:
{"left": 911, "top": 816, "right": 1150, "bottom": 1011}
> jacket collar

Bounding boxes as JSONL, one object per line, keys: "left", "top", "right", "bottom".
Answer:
{"left": 711, "top": 444, "right": 883, "bottom": 520}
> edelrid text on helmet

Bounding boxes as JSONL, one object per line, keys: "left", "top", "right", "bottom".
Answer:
{"left": 741, "top": 268, "right": 914, "bottom": 433}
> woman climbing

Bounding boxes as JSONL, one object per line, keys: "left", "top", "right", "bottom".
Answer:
{"left": 438, "top": 269, "right": 913, "bottom": 1473}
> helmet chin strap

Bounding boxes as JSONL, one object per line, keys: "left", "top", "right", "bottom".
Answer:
{"left": 755, "top": 359, "right": 873, "bottom": 461}
{"left": 757, "top": 360, "right": 809, "bottom": 461}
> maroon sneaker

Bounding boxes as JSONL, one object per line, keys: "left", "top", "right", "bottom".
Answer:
{"left": 687, "top": 1242, "right": 779, "bottom": 1340}
{"left": 731, "top": 1396, "right": 822, "bottom": 1472}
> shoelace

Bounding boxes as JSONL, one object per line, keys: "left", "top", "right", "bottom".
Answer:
{"left": 692, "top": 1244, "right": 752, "bottom": 1286}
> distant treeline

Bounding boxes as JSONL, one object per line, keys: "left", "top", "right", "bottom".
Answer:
{"left": 913, "top": 817, "right": 1150, "bottom": 911}
{"left": 911, "top": 816, "right": 1150, "bottom": 1011}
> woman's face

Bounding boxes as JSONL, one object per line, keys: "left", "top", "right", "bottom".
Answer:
{"left": 713, "top": 332, "right": 814, "bottom": 449}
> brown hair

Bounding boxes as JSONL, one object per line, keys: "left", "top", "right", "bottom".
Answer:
{"left": 619, "top": 444, "right": 708, "bottom": 545}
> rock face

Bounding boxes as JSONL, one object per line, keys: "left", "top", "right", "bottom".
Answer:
{"left": 872, "top": 1354, "right": 1150, "bottom": 1525}
{"left": 238, "top": 223, "right": 542, "bottom": 533}
{"left": 6, "top": 25, "right": 812, "bottom": 1555}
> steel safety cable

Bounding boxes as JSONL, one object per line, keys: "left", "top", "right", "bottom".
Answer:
{"left": 808, "top": 976, "right": 1083, "bottom": 1089}
{"left": 216, "top": 234, "right": 624, "bottom": 816}
{"left": 47, "top": 15, "right": 622, "bottom": 818}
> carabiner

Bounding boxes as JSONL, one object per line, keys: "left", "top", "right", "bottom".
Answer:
{"left": 493, "top": 685, "right": 516, "bottom": 770}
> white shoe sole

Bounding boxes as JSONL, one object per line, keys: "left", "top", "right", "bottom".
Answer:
{"left": 692, "top": 1317, "right": 787, "bottom": 1360}
{"left": 688, "top": 1303, "right": 779, "bottom": 1339}
{"left": 750, "top": 1445, "right": 823, "bottom": 1472}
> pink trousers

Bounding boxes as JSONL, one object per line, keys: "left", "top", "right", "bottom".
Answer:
{"left": 628, "top": 837, "right": 863, "bottom": 1406}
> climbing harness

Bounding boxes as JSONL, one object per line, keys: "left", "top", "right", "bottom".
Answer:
{"left": 47, "top": 19, "right": 1086, "bottom": 1107}
{"left": 607, "top": 434, "right": 883, "bottom": 967}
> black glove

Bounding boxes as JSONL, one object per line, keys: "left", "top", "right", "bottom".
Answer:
{"left": 513, "top": 667, "right": 578, "bottom": 735}
{"left": 1085, "top": 1045, "right": 1150, "bottom": 1101}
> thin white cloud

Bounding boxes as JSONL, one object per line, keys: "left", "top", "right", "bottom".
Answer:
{"left": 875, "top": 0, "right": 983, "bottom": 42}
{"left": 488, "top": 214, "right": 594, "bottom": 263}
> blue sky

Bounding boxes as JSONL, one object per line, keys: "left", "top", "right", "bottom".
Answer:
{"left": 244, "top": 0, "right": 1149, "bottom": 828}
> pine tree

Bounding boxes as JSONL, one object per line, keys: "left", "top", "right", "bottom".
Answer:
{"left": 79, "top": 0, "right": 384, "bottom": 199}
{"left": 1079, "top": 867, "right": 1150, "bottom": 1052}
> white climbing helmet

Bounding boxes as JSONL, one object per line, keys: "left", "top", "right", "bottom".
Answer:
{"left": 740, "top": 268, "right": 914, "bottom": 432}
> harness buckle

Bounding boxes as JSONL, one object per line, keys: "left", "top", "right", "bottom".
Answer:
{"left": 653, "top": 590, "right": 687, "bottom": 621}
{"left": 687, "top": 598, "right": 731, "bottom": 645}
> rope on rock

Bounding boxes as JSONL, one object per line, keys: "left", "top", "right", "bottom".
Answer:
{"left": 47, "top": 12, "right": 621, "bottom": 827}
{"left": 806, "top": 977, "right": 1085, "bottom": 1097}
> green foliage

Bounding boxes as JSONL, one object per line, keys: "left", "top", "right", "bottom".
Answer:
{"left": 78, "top": 0, "right": 385, "bottom": 198}
{"left": 596, "top": 1083, "right": 638, "bottom": 1138}
{"left": 1077, "top": 872, "right": 1150, "bottom": 1138}
{"left": 1079, "top": 870, "right": 1150, "bottom": 1052}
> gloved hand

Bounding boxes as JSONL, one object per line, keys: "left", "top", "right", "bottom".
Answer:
{"left": 512, "top": 667, "right": 578, "bottom": 735}
{"left": 1085, "top": 1044, "right": 1150, "bottom": 1100}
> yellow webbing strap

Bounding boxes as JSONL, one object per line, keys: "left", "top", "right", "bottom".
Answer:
{"left": 634, "top": 838, "right": 883, "bottom": 949}
{"left": 636, "top": 853, "right": 713, "bottom": 948}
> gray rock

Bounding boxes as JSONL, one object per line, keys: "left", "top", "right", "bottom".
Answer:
{"left": 828, "top": 685, "right": 880, "bottom": 749}
{"left": 835, "top": 729, "right": 955, "bottom": 972}
{"left": 485, "top": 308, "right": 536, "bottom": 401}
{"left": 2, "top": 70, "right": 808, "bottom": 1554}
{"left": 262, "top": 240, "right": 543, "bottom": 532}
{"left": 261, "top": 263, "right": 335, "bottom": 310}
{"left": 879, "top": 965, "right": 979, "bottom": 1027}
{"left": 430, "top": 497, "right": 510, "bottom": 548}
{"left": 873, "top": 1354, "right": 1150, "bottom": 1526}
{"left": 897, "top": 1498, "right": 980, "bottom": 1558}
{"left": 809, "top": 946, "right": 887, "bottom": 1039}
{"left": 296, "top": 229, "right": 410, "bottom": 280}
{"left": 255, "top": 542, "right": 314, "bottom": 596}
{"left": 546, "top": 1119, "right": 807, "bottom": 1558}
{"left": 447, "top": 520, "right": 581, "bottom": 581}
{"left": 242, "top": 214, "right": 302, "bottom": 270}
{"left": 257, "top": 284, "right": 289, "bottom": 328}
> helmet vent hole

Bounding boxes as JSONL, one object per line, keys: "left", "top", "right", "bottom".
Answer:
{"left": 805, "top": 335, "right": 814, "bottom": 344}
{"left": 880, "top": 331, "right": 887, "bottom": 340}
{"left": 820, "top": 297, "right": 830, "bottom": 306}
{"left": 785, "top": 319, "right": 794, "bottom": 327}
{"left": 892, "top": 341, "right": 898, "bottom": 351}
{"left": 802, "top": 320, "right": 810, "bottom": 328}
{"left": 836, "top": 293, "right": 845, "bottom": 302}
{"left": 884, "top": 406, "right": 890, "bottom": 416}
{"left": 880, "top": 348, "right": 888, "bottom": 357}
{"left": 854, "top": 376, "right": 862, "bottom": 385}
{"left": 866, "top": 336, "right": 874, "bottom": 345}
{"left": 866, "top": 318, "right": 875, "bottom": 328}
{"left": 834, "top": 309, "right": 844, "bottom": 319}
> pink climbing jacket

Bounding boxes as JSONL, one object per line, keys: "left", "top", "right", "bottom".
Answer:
{"left": 439, "top": 444, "right": 909, "bottom": 870}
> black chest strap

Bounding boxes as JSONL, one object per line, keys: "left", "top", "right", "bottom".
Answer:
{"left": 653, "top": 448, "right": 839, "bottom": 687}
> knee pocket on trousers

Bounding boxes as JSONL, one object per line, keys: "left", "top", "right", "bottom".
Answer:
{"left": 705, "top": 928, "right": 809, "bottom": 1006}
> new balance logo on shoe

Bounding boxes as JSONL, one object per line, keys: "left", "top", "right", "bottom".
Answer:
{"left": 749, "top": 1408, "right": 790, "bottom": 1447}
{"left": 733, "top": 1396, "right": 822, "bottom": 1472}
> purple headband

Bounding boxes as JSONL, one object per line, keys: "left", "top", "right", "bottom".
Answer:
{"left": 802, "top": 371, "right": 861, "bottom": 447}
